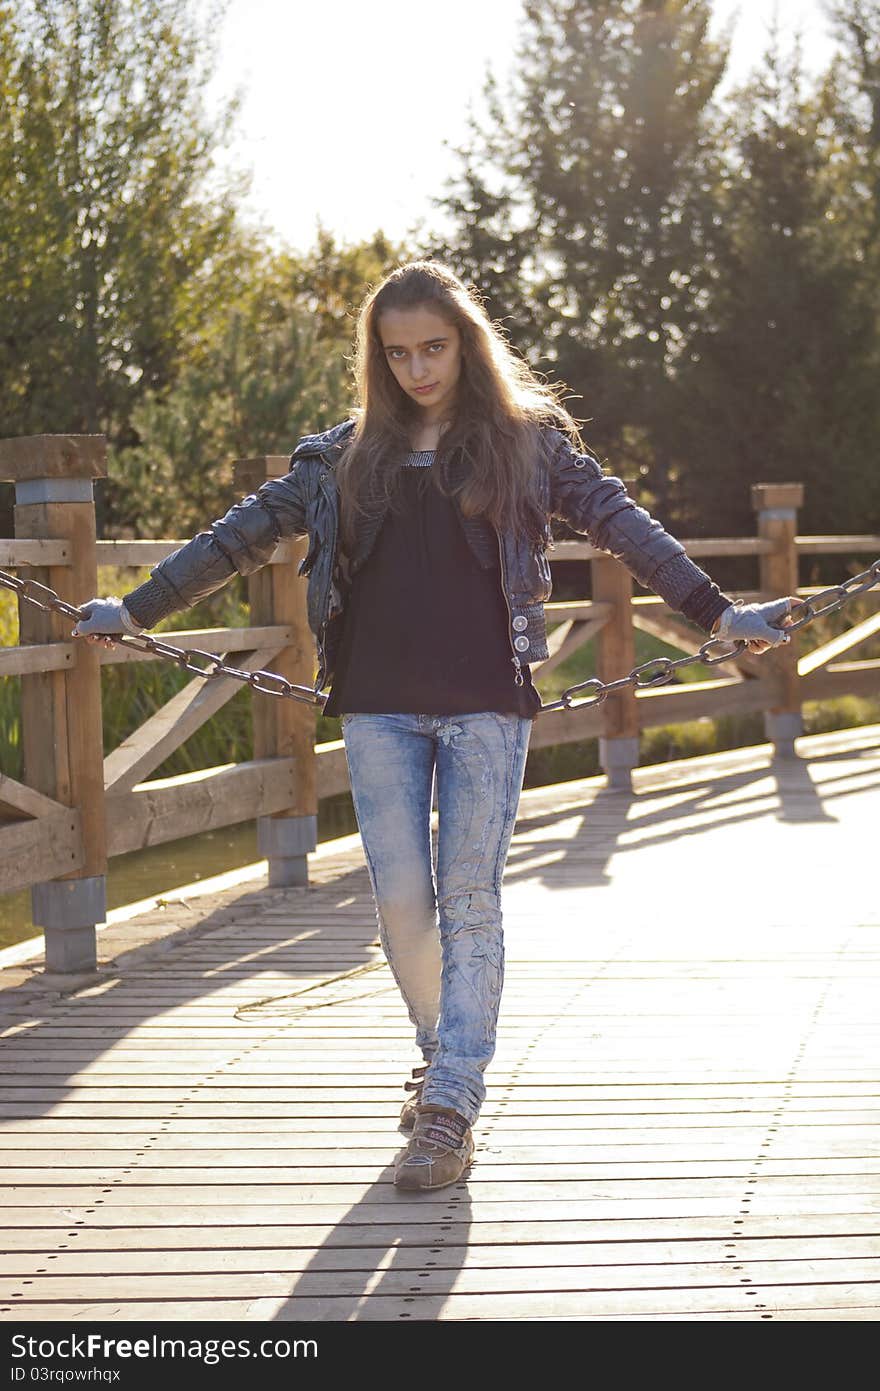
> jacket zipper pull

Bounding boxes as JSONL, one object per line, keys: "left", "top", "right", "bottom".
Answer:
{"left": 511, "top": 655, "right": 524, "bottom": 687}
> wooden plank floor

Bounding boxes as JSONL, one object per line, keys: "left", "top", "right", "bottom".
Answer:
{"left": 1, "top": 725, "right": 878, "bottom": 1322}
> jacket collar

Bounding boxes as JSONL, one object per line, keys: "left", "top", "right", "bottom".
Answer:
{"left": 290, "top": 417, "right": 357, "bottom": 468}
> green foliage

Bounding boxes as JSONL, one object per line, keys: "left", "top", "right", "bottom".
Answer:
{"left": 1, "top": 0, "right": 878, "bottom": 814}
{"left": 428, "top": 0, "right": 729, "bottom": 518}
{"left": 428, "top": 0, "right": 880, "bottom": 543}
{"left": 0, "top": 0, "right": 247, "bottom": 455}
{"left": 0, "top": 588, "right": 21, "bottom": 779}
{"left": 108, "top": 228, "right": 404, "bottom": 536}
{"left": 95, "top": 568, "right": 255, "bottom": 777}
{"left": 109, "top": 291, "right": 349, "bottom": 536}
{"left": 281, "top": 227, "right": 403, "bottom": 349}
{"left": 672, "top": 41, "right": 880, "bottom": 538}
{"left": 0, "top": 0, "right": 405, "bottom": 542}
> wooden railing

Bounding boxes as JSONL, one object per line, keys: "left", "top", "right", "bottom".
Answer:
{"left": 1, "top": 437, "right": 878, "bottom": 972}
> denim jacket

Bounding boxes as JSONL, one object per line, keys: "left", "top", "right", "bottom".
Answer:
{"left": 125, "top": 417, "right": 729, "bottom": 692}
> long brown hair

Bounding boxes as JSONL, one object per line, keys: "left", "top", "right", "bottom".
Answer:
{"left": 335, "top": 260, "right": 583, "bottom": 553}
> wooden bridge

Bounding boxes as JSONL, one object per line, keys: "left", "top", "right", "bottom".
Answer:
{"left": 0, "top": 723, "right": 878, "bottom": 1322}
{"left": 2, "top": 434, "right": 878, "bottom": 974}
{"left": 1, "top": 433, "right": 879, "bottom": 1320}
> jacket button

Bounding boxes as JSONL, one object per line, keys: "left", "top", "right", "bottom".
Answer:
{"left": 512, "top": 615, "right": 528, "bottom": 631}
{"left": 514, "top": 635, "right": 530, "bottom": 652}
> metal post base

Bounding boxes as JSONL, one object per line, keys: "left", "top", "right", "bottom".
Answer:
{"left": 765, "top": 710, "right": 803, "bottom": 759}
{"left": 31, "top": 875, "right": 106, "bottom": 973}
{"left": 258, "top": 814, "right": 317, "bottom": 888}
{"left": 599, "top": 736, "right": 640, "bottom": 791}
{"left": 43, "top": 926, "right": 98, "bottom": 974}
{"left": 266, "top": 855, "right": 309, "bottom": 887}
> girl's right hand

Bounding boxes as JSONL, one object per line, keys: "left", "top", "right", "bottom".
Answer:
{"left": 71, "top": 597, "right": 144, "bottom": 648}
{"left": 712, "top": 596, "right": 795, "bottom": 653}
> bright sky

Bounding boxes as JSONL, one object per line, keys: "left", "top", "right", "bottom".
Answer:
{"left": 204, "top": 0, "right": 839, "bottom": 254}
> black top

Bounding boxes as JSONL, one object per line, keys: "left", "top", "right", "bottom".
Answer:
{"left": 323, "top": 451, "right": 542, "bottom": 720}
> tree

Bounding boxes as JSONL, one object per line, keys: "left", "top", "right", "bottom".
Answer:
{"left": 822, "top": 4, "right": 880, "bottom": 296}
{"left": 423, "top": 67, "right": 549, "bottom": 360}
{"left": 673, "top": 39, "right": 880, "bottom": 541}
{"left": 825, "top": 1, "right": 880, "bottom": 156}
{"left": 431, "top": 0, "right": 729, "bottom": 517}
{"left": 109, "top": 229, "right": 404, "bottom": 536}
{"left": 0, "top": 0, "right": 248, "bottom": 448}
{"left": 431, "top": 0, "right": 880, "bottom": 546}
{"left": 281, "top": 225, "right": 402, "bottom": 350}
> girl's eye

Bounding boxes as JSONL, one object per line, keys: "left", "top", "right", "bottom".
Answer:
{"left": 386, "top": 344, "right": 445, "bottom": 360}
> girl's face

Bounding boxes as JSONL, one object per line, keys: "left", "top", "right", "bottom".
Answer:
{"left": 378, "top": 304, "right": 462, "bottom": 423}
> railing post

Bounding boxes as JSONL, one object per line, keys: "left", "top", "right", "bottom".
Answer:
{"left": 751, "top": 482, "right": 804, "bottom": 758}
{"left": 234, "top": 457, "right": 317, "bottom": 886}
{"left": 2, "top": 435, "right": 108, "bottom": 972}
{"left": 593, "top": 555, "right": 639, "bottom": 790}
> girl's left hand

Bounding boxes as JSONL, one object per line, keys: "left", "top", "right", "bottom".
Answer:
{"left": 712, "top": 596, "right": 798, "bottom": 654}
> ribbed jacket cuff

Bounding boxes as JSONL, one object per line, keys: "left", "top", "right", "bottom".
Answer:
{"left": 680, "top": 582, "right": 734, "bottom": 634}
{"left": 651, "top": 554, "right": 734, "bottom": 634}
{"left": 123, "top": 577, "right": 180, "bottom": 630}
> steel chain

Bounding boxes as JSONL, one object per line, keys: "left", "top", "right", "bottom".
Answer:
{"left": 1, "top": 558, "right": 879, "bottom": 715}
{"left": 0, "top": 571, "right": 325, "bottom": 706}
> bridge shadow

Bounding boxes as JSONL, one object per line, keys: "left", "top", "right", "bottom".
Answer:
{"left": 502, "top": 741, "right": 880, "bottom": 892}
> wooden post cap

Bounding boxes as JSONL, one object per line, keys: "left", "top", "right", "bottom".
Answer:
{"left": 750, "top": 483, "right": 804, "bottom": 511}
{"left": 0, "top": 435, "right": 107, "bottom": 482}
{"left": 233, "top": 456, "right": 293, "bottom": 493}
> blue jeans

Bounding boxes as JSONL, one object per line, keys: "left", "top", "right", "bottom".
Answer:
{"left": 341, "top": 711, "right": 532, "bottom": 1126}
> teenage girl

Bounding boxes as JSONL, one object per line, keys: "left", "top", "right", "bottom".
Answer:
{"left": 72, "top": 261, "right": 795, "bottom": 1191}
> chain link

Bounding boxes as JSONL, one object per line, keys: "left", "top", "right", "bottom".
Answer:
{"left": 2, "top": 558, "right": 879, "bottom": 715}
{"left": 0, "top": 570, "right": 326, "bottom": 707}
{"left": 539, "top": 558, "right": 880, "bottom": 713}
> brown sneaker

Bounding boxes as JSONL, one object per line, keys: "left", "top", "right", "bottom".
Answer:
{"left": 399, "top": 1064, "right": 428, "bottom": 1132}
{"left": 394, "top": 1105, "right": 474, "bottom": 1191}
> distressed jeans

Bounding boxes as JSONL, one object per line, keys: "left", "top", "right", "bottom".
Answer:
{"left": 341, "top": 711, "right": 532, "bottom": 1126}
